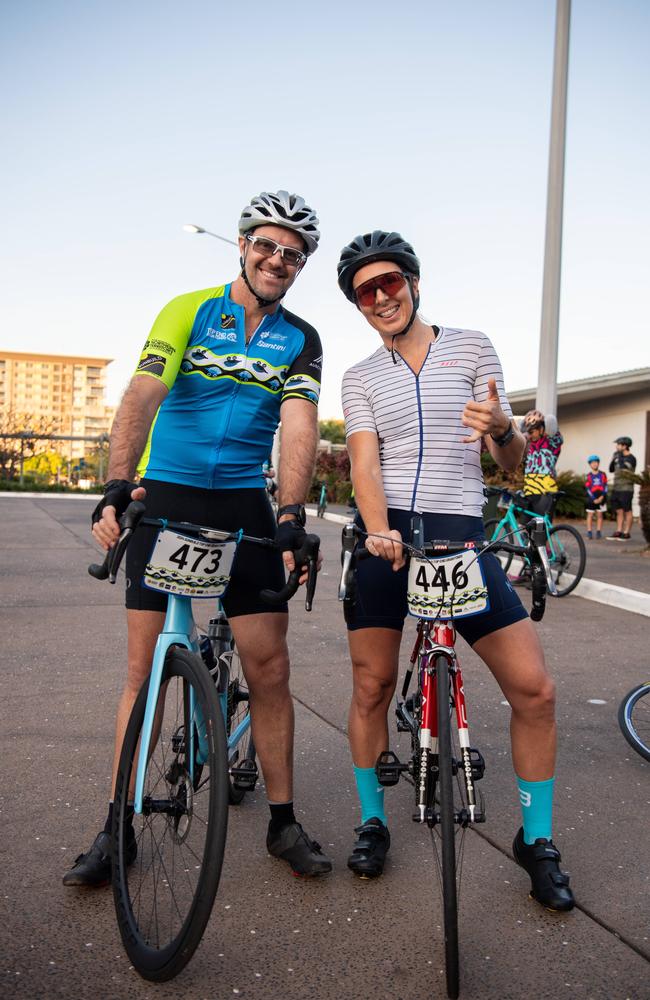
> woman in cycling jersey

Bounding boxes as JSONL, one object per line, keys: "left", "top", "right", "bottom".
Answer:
{"left": 337, "top": 231, "right": 574, "bottom": 911}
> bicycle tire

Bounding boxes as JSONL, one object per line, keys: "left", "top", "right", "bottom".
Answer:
{"left": 225, "top": 640, "right": 257, "bottom": 805}
{"left": 112, "top": 646, "right": 229, "bottom": 981}
{"left": 546, "top": 523, "right": 586, "bottom": 597}
{"left": 618, "top": 683, "right": 650, "bottom": 761}
{"left": 484, "top": 518, "right": 514, "bottom": 574}
{"left": 435, "top": 654, "right": 460, "bottom": 999}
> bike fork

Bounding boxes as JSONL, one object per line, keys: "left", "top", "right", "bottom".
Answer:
{"left": 417, "top": 654, "right": 437, "bottom": 822}
{"left": 416, "top": 650, "right": 485, "bottom": 826}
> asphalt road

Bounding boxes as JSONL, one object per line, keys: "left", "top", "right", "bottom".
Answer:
{"left": 1, "top": 496, "right": 648, "bottom": 1000}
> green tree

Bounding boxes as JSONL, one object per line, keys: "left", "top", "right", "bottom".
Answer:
{"left": 24, "top": 451, "right": 64, "bottom": 482}
{"left": 319, "top": 419, "right": 346, "bottom": 444}
{"left": 0, "top": 410, "right": 57, "bottom": 481}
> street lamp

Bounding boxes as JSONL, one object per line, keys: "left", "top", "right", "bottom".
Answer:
{"left": 182, "top": 224, "right": 238, "bottom": 247}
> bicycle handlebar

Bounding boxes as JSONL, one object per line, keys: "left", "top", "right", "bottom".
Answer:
{"left": 338, "top": 518, "right": 553, "bottom": 622}
{"left": 88, "top": 501, "right": 320, "bottom": 611}
{"left": 260, "top": 533, "right": 320, "bottom": 611}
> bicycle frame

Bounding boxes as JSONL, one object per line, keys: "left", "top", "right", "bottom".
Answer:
{"left": 133, "top": 593, "right": 249, "bottom": 814}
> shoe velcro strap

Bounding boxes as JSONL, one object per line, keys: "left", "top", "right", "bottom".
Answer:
{"left": 531, "top": 844, "right": 561, "bottom": 862}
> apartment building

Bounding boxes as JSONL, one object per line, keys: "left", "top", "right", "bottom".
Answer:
{"left": 0, "top": 350, "right": 114, "bottom": 460}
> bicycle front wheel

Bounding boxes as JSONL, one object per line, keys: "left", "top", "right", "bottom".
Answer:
{"left": 483, "top": 518, "right": 514, "bottom": 574}
{"left": 435, "top": 654, "right": 460, "bottom": 999}
{"left": 618, "top": 684, "right": 650, "bottom": 761}
{"left": 546, "top": 524, "right": 586, "bottom": 597}
{"left": 112, "top": 647, "right": 229, "bottom": 981}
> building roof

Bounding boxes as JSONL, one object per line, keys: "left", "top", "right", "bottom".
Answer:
{"left": 0, "top": 350, "right": 113, "bottom": 365}
{"left": 507, "top": 368, "right": 650, "bottom": 411}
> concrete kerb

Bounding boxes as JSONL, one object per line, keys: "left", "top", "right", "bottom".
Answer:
{"left": 306, "top": 507, "right": 650, "bottom": 619}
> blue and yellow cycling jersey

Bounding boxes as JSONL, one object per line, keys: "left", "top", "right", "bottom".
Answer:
{"left": 134, "top": 283, "right": 322, "bottom": 489}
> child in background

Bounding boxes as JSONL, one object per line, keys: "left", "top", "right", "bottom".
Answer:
{"left": 585, "top": 455, "right": 607, "bottom": 539}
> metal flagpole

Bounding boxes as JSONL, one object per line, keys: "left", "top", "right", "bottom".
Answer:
{"left": 536, "top": 0, "right": 571, "bottom": 416}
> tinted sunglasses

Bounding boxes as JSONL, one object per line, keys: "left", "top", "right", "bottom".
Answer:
{"left": 245, "top": 234, "right": 306, "bottom": 268}
{"left": 354, "top": 271, "right": 408, "bottom": 308}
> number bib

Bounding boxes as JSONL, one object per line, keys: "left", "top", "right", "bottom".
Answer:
{"left": 143, "top": 529, "right": 237, "bottom": 598}
{"left": 407, "top": 549, "right": 489, "bottom": 620}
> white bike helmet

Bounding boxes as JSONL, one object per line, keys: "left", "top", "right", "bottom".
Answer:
{"left": 238, "top": 190, "right": 320, "bottom": 254}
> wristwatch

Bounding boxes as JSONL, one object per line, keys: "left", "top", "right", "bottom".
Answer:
{"left": 276, "top": 503, "right": 306, "bottom": 526}
{"left": 490, "top": 422, "right": 515, "bottom": 447}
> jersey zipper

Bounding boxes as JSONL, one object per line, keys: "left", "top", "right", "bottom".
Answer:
{"left": 210, "top": 313, "right": 272, "bottom": 487}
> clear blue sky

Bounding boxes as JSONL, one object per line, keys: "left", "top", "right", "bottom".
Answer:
{"left": 1, "top": 0, "right": 648, "bottom": 417}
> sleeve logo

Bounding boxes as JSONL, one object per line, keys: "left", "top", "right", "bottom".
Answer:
{"left": 137, "top": 353, "right": 167, "bottom": 376}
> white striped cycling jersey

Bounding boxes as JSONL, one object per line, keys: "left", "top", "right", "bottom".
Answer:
{"left": 341, "top": 326, "right": 513, "bottom": 517}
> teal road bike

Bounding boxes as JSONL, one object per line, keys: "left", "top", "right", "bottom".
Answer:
{"left": 484, "top": 487, "right": 586, "bottom": 597}
{"left": 88, "top": 501, "right": 319, "bottom": 981}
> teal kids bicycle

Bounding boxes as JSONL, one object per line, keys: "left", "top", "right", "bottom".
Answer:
{"left": 89, "top": 501, "right": 319, "bottom": 982}
{"left": 317, "top": 481, "right": 328, "bottom": 518}
{"left": 484, "top": 487, "right": 586, "bottom": 597}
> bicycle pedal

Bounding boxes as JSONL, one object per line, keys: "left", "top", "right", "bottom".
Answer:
{"left": 468, "top": 748, "right": 485, "bottom": 780}
{"left": 230, "top": 758, "right": 258, "bottom": 791}
{"left": 375, "top": 750, "right": 408, "bottom": 787}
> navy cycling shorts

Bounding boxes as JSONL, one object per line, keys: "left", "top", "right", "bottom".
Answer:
{"left": 347, "top": 509, "right": 528, "bottom": 647}
{"left": 125, "top": 479, "right": 287, "bottom": 616}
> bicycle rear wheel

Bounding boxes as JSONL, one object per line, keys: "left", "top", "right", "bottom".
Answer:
{"left": 225, "top": 640, "right": 257, "bottom": 804}
{"left": 546, "top": 524, "right": 586, "bottom": 596}
{"left": 112, "top": 647, "right": 229, "bottom": 981}
{"left": 618, "top": 683, "right": 650, "bottom": 761}
{"left": 435, "top": 654, "right": 460, "bottom": 999}
{"left": 484, "top": 518, "right": 514, "bottom": 573}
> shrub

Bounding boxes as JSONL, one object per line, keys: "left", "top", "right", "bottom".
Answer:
{"left": 310, "top": 449, "right": 351, "bottom": 504}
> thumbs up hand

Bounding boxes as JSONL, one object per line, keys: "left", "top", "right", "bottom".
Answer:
{"left": 461, "top": 377, "right": 510, "bottom": 444}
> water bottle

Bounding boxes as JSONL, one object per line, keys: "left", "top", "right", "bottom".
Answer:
{"left": 199, "top": 635, "right": 218, "bottom": 681}
{"left": 207, "top": 610, "right": 232, "bottom": 693}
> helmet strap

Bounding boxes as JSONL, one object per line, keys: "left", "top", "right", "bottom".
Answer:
{"left": 390, "top": 276, "right": 420, "bottom": 364}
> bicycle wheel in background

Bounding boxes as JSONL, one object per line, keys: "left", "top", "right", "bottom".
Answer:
{"left": 546, "top": 524, "right": 586, "bottom": 597}
{"left": 618, "top": 683, "right": 650, "bottom": 761}
{"left": 434, "top": 654, "right": 460, "bottom": 1000}
{"left": 484, "top": 518, "right": 514, "bottom": 574}
{"left": 112, "top": 647, "right": 229, "bottom": 981}
{"left": 225, "top": 640, "right": 258, "bottom": 804}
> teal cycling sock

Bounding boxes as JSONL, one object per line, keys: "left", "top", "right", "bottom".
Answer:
{"left": 517, "top": 776, "right": 555, "bottom": 844}
{"left": 353, "top": 765, "right": 386, "bottom": 825}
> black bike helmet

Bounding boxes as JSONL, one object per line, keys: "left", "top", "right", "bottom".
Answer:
{"left": 337, "top": 231, "right": 420, "bottom": 303}
{"left": 614, "top": 436, "right": 632, "bottom": 447}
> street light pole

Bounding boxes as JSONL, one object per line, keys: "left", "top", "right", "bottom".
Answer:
{"left": 537, "top": 0, "right": 571, "bottom": 416}
{"left": 182, "top": 224, "right": 238, "bottom": 248}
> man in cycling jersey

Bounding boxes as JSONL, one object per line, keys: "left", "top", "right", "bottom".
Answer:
{"left": 336, "top": 231, "right": 574, "bottom": 912}
{"left": 63, "top": 191, "right": 331, "bottom": 886}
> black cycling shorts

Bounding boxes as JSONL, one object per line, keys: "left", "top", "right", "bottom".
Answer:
{"left": 610, "top": 490, "right": 633, "bottom": 513}
{"left": 125, "top": 479, "right": 287, "bottom": 616}
{"left": 347, "top": 510, "right": 528, "bottom": 647}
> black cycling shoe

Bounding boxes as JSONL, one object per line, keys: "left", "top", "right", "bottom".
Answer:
{"left": 347, "top": 818, "right": 391, "bottom": 879}
{"left": 266, "top": 821, "right": 332, "bottom": 877}
{"left": 62, "top": 830, "right": 137, "bottom": 887}
{"left": 512, "top": 827, "right": 575, "bottom": 912}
